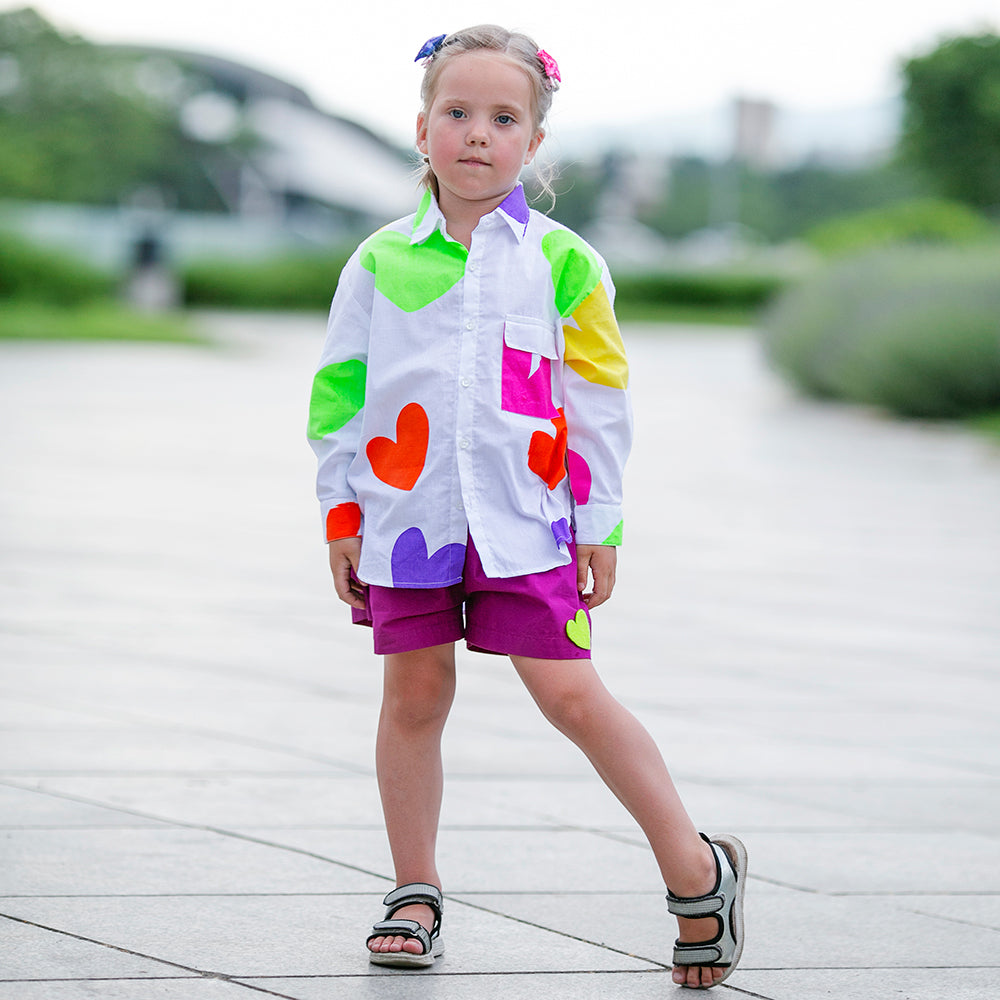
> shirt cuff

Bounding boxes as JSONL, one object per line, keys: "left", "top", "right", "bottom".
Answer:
{"left": 322, "top": 500, "right": 363, "bottom": 542}
{"left": 573, "top": 504, "right": 623, "bottom": 546}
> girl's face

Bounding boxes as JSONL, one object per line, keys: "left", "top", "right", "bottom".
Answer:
{"left": 417, "top": 51, "right": 544, "bottom": 224}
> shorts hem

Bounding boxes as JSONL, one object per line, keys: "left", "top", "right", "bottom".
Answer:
{"left": 366, "top": 621, "right": 465, "bottom": 655}
{"left": 466, "top": 625, "right": 592, "bottom": 661}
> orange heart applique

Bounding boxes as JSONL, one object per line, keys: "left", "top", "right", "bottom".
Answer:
{"left": 325, "top": 501, "right": 361, "bottom": 541}
{"left": 528, "top": 410, "right": 568, "bottom": 490}
{"left": 366, "top": 403, "right": 429, "bottom": 491}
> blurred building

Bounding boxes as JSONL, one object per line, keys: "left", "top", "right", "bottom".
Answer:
{"left": 0, "top": 20, "right": 418, "bottom": 269}
{"left": 116, "top": 46, "right": 417, "bottom": 233}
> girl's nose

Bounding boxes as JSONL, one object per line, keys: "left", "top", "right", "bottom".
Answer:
{"left": 466, "top": 119, "right": 489, "bottom": 145}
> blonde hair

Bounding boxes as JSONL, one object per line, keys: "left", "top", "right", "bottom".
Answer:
{"left": 417, "top": 24, "right": 559, "bottom": 208}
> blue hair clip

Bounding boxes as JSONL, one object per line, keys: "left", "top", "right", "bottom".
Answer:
{"left": 414, "top": 34, "right": 447, "bottom": 63}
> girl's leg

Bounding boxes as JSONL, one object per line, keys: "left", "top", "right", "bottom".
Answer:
{"left": 510, "top": 654, "right": 724, "bottom": 988}
{"left": 369, "top": 642, "right": 456, "bottom": 956}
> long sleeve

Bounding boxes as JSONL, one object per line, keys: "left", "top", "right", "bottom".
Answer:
{"left": 307, "top": 251, "right": 374, "bottom": 542}
{"left": 544, "top": 231, "right": 632, "bottom": 546}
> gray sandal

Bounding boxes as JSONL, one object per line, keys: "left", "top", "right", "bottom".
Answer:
{"left": 666, "top": 833, "right": 747, "bottom": 988}
{"left": 367, "top": 882, "right": 444, "bottom": 968}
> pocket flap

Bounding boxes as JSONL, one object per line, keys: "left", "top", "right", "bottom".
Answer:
{"left": 503, "top": 316, "right": 558, "bottom": 359}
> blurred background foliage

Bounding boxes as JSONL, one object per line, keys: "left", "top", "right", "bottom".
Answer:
{"left": 0, "top": 7, "right": 252, "bottom": 209}
{"left": 0, "top": 8, "right": 998, "bottom": 428}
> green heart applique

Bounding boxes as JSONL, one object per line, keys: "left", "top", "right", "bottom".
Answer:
{"left": 361, "top": 229, "right": 466, "bottom": 312}
{"left": 565, "top": 608, "right": 591, "bottom": 650}
{"left": 307, "top": 359, "right": 367, "bottom": 439}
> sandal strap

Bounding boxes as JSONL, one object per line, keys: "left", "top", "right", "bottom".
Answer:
{"left": 381, "top": 882, "right": 443, "bottom": 938}
{"left": 383, "top": 882, "right": 443, "bottom": 912}
{"left": 666, "top": 834, "right": 747, "bottom": 976}
{"left": 665, "top": 837, "right": 731, "bottom": 919}
{"left": 672, "top": 941, "right": 726, "bottom": 967}
{"left": 367, "top": 919, "right": 431, "bottom": 955}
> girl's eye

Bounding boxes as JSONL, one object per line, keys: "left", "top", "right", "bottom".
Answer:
{"left": 496, "top": 114, "right": 514, "bottom": 125}
{"left": 448, "top": 109, "right": 465, "bottom": 119}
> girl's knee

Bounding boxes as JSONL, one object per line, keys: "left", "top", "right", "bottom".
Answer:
{"left": 382, "top": 646, "right": 456, "bottom": 729}
{"left": 518, "top": 662, "right": 608, "bottom": 739}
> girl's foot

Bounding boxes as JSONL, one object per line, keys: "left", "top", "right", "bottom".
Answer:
{"left": 667, "top": 834, "right": 748, "bottom": 989}
{"left": 367, "top": 903, "right": 435, "bottom": 956}
{"left": 673, "top": 913, "right": 726, "bottom": 987}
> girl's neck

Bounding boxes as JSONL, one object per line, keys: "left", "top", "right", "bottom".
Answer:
{"left": 437, "top": 187, "right": 515, "bottom": 250}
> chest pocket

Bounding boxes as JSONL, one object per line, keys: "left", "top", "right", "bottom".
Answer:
{"left": 500, "top": 316, "right": 560, "bottom": 419}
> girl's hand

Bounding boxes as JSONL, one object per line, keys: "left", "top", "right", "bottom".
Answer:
{"left": 328, "top": 536, "right": 366, "bottom": 610}
{"left": 576, "top": 544, "right": 617, "bottom": 609}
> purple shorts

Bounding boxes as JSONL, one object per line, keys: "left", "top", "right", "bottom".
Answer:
{"left": 351, "top": 534, "right": 592, "bottom": 660}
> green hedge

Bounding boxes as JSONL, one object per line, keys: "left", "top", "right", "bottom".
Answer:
{"left": 0, "top": 300, "right": 201, "bottom": 342}
{"left": 180, "top": 251, "right": 786, "bottom": 317}
{"left": 0, "top": 231, "right": 115, "bottom": 304}
{"left": 181, "top": 251, "right": 353, "bottom": 310}
{"left": 613, "top": 270, "right": 784, "bottom": 308}
{"left": 805, "top": 198, "right": 995, "bottom": 257}
{"left": 761, "top": 245, "right": 1000, "bottom": 418}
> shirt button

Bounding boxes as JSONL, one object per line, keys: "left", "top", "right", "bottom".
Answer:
{"left": 459, "top": 437, "right": 470, "bottom": 449}
{"left": 465, "top": 320, "right": 475, "bottom": 330}
{"left": 460, "top": 376, "right": 472, "bottom": 387}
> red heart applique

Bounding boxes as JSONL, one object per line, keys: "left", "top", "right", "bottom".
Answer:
{"left": 367, "top": 403, "right": 429, "bottom": 491}
{"left": 528, "top": 410, "right": 568, "bottom": 490}
{"left": 325, "top": 501, "right": 361, "bottom": 541}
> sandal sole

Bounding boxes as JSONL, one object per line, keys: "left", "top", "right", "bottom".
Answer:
{"left": 368, "top": 938, "right": 445, "bottom": 969}
{"left": 698, "top": 834, "right": 748, "bottom": 989}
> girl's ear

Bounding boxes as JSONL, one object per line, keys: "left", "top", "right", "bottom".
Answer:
{"left": 416, "top": 112, "right": 428, "bottom": 154}
{"left": 524, "top": 129, "right": 545, "bottom": 165}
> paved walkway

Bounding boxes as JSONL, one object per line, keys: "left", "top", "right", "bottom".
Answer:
{"left": 1, "top": 313, "right": 998, "bottom": 999}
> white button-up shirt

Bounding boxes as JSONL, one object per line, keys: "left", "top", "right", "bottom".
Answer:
{"left": 308, "top": 185, "right": 632, "bottom": 588}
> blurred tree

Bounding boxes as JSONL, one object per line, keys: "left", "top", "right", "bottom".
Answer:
{"left": 634, "top": 157, "right": 929, "bottom": 243}
{"left": 0, "top": 8, "right": 244, "bottom": 209}
{"left": 901, "top": 33, "right": 1000, "bottom": 211}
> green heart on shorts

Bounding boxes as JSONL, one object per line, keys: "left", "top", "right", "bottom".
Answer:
{"left": 565, "top": 609, "right": 591, "bottom": 650}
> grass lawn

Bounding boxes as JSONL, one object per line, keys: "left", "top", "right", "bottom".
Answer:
{"left": 615, "top": 301, "right": 762, "bottom": 325}
{"left": 0, "top": 301, "right": 206, "bottom": 343}
{"left": 967, "top": 410, "right": 1000, "bottom": 442}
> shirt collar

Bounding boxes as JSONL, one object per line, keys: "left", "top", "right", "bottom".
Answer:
{"left": 410, "top": 184, "right": 531, "bottom": 245}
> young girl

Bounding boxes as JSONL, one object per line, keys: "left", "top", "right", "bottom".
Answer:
{"left": 308, "top": 25, "right": 746, "bottom": 989}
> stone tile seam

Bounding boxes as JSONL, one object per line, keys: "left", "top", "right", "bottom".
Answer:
{"left": 0, "top": 778, "right": 398, "bottom": 885}
{"left": 0, "top": 688, "right": 375, "bottom": 776}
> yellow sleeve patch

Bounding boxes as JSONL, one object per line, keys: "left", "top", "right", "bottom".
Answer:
{"left": 562, "top": 281, "right": 629, "bottom": 389}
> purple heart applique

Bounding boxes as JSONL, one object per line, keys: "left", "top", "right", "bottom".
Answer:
{"left": 390, "top": 527, "right": 466, "bottom": 587}
{"left": 551, "top": 517, "right": 572, "bottom": 549}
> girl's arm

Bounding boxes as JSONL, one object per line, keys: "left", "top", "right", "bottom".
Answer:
{"left": 576, "top": 543, "right": 617, "bottom": 608}
{"left": 555, "top": 245, "right": 633, "bottom": 603}
{"left": 329, "top": 536, "right": 366, "bottom": 609}
{"left": 308, "top": 251, "right": 374, "bottom": 557}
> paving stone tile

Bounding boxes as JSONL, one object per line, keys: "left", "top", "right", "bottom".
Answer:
{"left": 453, "top": 885, "right": 1000, "bottom": 972}
{"left": 891, "top": 894, "right": 1000, "bottom": 930}
{"left": 1, "top": 895, "right": 659, "bottom": 978}
{"left": 443, "top": 775, "right": 865, "bottom": 833}
{"left": 748, "top": 830, "right": 1000, "bottom": 893}
{"left": 3, "top": 321, "right": 999, "bottom": 1000}
{"left": 0, "top": 783, "right": 168, "bottom": 829}
{"left": 0, "top": 911, "right": 170, "bottom": 979}
{"left": 0, "top": 729, "right": 342, "bottom": 776}
{"left": 235, "top": 970, "right": 678, "bottom": 1000}
{"left": 735, "top": 780, "right": 1000, "bottom": 833}
{"left": 0, "top": 980, "right": 261, "bottom": 999}
{"left": 19, "top": 775, "right": 519, "bottom": 830}
{"left": 0, "top": 828, "right": 388, "bottom": 895}
{"left": 732, "top": 968, "right": 1000, "bottom": 1000}
{"left": 260, "top": 827, "right": 664, "bottom": 894}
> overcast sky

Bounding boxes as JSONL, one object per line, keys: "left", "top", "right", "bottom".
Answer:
{"left": 30, "top": 0, "right": 1000, "bottom": 151}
